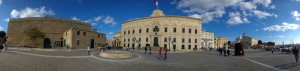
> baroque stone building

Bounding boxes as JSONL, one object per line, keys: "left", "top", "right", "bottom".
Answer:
{"left": 113, "top": 32, "right": 122, "bottom": 47}
{"left": 201, "top": 30, "right": 214, "bottom": 49}
{"left": 121, "top": 9, "right": 202, "bottom": 51}
{"left": 214, "top": 37, "right": 228, "bottom": 48}
{"left": 6, "top": 17, "right": 106, "bottom": 49}
{"left": 236, "top": 33, "right": 258, "bottom": 48}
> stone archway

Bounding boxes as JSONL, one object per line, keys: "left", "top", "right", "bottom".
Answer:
{"left": 44, "top": 38, "right": 52, "bottom": 48}
{"left": 153, "top": 37, "right": 159, "bottom": 46}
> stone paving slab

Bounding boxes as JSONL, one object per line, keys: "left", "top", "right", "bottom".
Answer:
{"left": 0, "top": 49, "right": 297, "bottom": 71}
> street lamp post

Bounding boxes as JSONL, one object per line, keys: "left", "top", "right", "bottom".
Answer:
{"left": 133, "top": 37, "right": 136, "bottom": 50}
{"left": 168, "top": 36, "right": 171, "bottom": 51}
{"left": 136, "top": 40, "right": 140, "bottom": 50}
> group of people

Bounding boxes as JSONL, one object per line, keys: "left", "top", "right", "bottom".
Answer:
{"left": 218, "top": 48, "right": 230, "bottom": 56}
{"left": 144, "top": 46, "right": 152, "bottom": 54}
{"left": 0, "top": 44, "right": 6, "bottom": 53}
{"left": 158, "top": 47, "right": 168, "bottom": 60}
{"left": 126, "top": 47, "right": 135, "bottom": 51}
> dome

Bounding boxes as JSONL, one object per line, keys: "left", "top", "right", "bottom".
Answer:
{"left": 150, "top": 9, "right": 165, "bottom": 17}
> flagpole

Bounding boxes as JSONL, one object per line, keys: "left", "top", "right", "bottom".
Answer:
{"left": 156, "top": 0, "right": 159, "bottom": 9}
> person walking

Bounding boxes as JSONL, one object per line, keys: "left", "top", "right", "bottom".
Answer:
{"left": 164, "top": 48, "right": 168, "bottom": 60}
{"left": 223, "top": 48, "right": 227, "bottom": 56}
{"left": 149, "top": 46, "right": 152, "bottom": 54}
{"left": 271, "top": 48, "right": 274, "bottom": 54}
{"left": 227, "top": 49, "right": 230, "bottom": 56}
{"left": 2, "top": 44, "right": 6, "bottom": 52}
{"left": 87, "top": 45, "right": 91, "bottom": 55}
{"left": 133, "top": 46, "right": 135, "bottom": 50}
{"left": 159, "top": 47, "right": 163, "bottom": 59}
{"left": 292, "top": 47, "right": 299, "bottom": 62}
{"left": 218, "top": 48, "right": 223, "bottom": 55}
{"left": 144, "top": 47, "right": 147, "bottom": 54}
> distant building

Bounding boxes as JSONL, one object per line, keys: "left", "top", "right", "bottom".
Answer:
{"left": 6, "top": 17, "right": 106, "bottom": 49}
{"left": 121, "top": 9, "right": 202, "bottom": 51}
{"left": 236, "top": 33, "right": 258, "bottom": 48}
{"left": 201, "top": 30, "right": 214, "bottom": 48}
{"left": 106, "top": 38, "right": 113, "bottom": 47}
{"left": 113, "top": 32, "right": 122, "bottom": 47}
{"left": 214, "top": 37, "right": 228, "bottom": 48}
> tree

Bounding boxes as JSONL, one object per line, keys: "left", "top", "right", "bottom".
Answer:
{"left": 0, "top": 31, "right": 7, "bottom": 44}
{"left": 0, "top": 31, "right": 6, "bottom": 37}
{"left": 227, "top": 41, "right": 232, "bottom": 48}
{"left": 228, "top": 41, "right": 231, "bottom": 45}
{"left": 258, "top": 40, "right": 262, "bottom": 45}
{"left": 24, "top": 26, "right": 45, "bottom": 48}
{"left": 266, "top": 41, "right": 276, "bottom": 48}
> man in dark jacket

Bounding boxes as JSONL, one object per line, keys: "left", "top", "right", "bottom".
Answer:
{"left": 292, "top": 47, "right": 299, "bottom": 62}
{"left": 164, "top": 48, "right": 168, "bottom": 60}
{"left": 144, "top": 47, "right": 147, "bottom": 54}
{"left": 227, "top": 49, "right": 230, "bottom": 56}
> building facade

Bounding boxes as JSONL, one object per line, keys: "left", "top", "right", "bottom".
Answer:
{"left": 113, "top": 32, "right": 122, "bottom": 47}
{"left": 121, "top": 9, "right": 202, "bottom": 51}
{"left": 237, "top": 33, "right": 258, "bottom": 48}
{"left": 106, "top": 38, "right": 113, "bottom": 47}
{"left": 214, "top": 37, "right": 228, "bottom": 48}
{"left": 201, "top": 30, "right": 214, "bottom": 49}
{"left": 6, "top": 17, "right": 106, "bottom": 49}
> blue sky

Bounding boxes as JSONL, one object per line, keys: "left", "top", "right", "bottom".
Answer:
{"left": 0, "top": 0, "right": 300, "bottom": 45}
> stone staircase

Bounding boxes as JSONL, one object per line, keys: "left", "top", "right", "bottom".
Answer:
{"left": 150, "top": 46, "right": 162, "bottom": 51}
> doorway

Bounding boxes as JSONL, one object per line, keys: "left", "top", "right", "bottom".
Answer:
{"left": 90, "top": 39, "right": 94, "bottom": 48}
{"left": 44, "top": 38, "right": 52, "bottom": 48}
{"left": 153, "top": 37, "right": 159, "bottom": 46}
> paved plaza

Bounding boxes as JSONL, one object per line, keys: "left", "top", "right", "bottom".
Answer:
{"left": 0, "top": 48, "right": 299, "bottom": 71}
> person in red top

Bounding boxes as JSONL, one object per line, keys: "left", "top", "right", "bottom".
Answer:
{"left": 159, "top": 47, "right": 162, "bottom": 59}
{"left": 164, "top": 48, "right": 168, "bottom": 60}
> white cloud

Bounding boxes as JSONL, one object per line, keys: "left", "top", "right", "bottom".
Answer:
{"left": 0, "top": 26, "right": 3, "bottom": 31}
{"left": 291, "top": 11, "right": 300, "bottom": 21}
{"left": 108, "top": 32, "right": 113, "bottom": 35}
{"left": 177, "top": 0, "right": 240, "bottom": 23}
{"left": 237, "top": 2, "right": 257, "bottom": 10}
{"left": 4, "top": 18, "right": 9, "bottom": 22}
{"left": 174, "top": 0, "right": 276, "bottom": 25}
{"left": 83, "top": 19, "right": 92, "bottom": 23}
{"left": 278, "top": 35, "right": 285, "bottom": 38}
{"left": 10, "top": 7, "right": 54, "bottom": 18}
{"left": 189, "top": 8, "right": 225, "bottom": 23}
{"left": 263, "top": 22, "right": 300, "bottom": 32}
{"left": 103, "top": 16, "right": 117, "bottom": 26}
{"left": 71, "top": 17, "right": 80, "bottom": 21}
{"left": 268, "top": 35, "right": 285, "bottom": 38}
{"left": 94, "top": 16, "right": 102, "bottom": 22}
{"left": 252, "top": 0, "right": 272, "bottom": 7}
{"left": 0, "top": 0, "right": 2, "bottom": 5}
{"left": 75, "top": 15, "right": 117, "bottom": 26}
{"left": 252, "top": 10, "right": 277, "bottom": 19}
{"left": 293, "top": 0, "right": 300, "bottom": 2}
{"left": 227, "top": 12, "right": 250, "bottom": 25}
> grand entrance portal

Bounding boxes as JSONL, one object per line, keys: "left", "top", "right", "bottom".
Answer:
{"left": 44, "top": 38, "right": 52, "bottom": 48}
{"left": 153, "top": 37, "right": 159, "bottom": 46}
{"left": 90, "top": 39, "right": 94, "bottom": 48}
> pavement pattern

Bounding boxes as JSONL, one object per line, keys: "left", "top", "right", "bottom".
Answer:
{"left": 0, "top": 48, "right": 299, "bottom": 71}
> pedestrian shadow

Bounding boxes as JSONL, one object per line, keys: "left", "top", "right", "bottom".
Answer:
{"left": 275, "top": 62, "right": 300, "bottom": 69}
